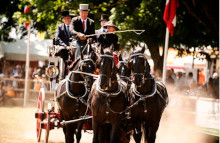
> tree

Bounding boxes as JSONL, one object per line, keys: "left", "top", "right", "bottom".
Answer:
{"left": 1, "top": 0, "right": 218, "bottom": 72}
{"left": 0, "top": 0, "right": 21, "bottom": 42}
{"left": 111, "top": 0, "right": 218, "bottom": 72}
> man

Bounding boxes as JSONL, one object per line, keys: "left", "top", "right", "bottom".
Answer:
{"left": 97, "top": 21, "right": 120, "bottom": 51}
{"left": 95, "top": 14, "right": 109, "bottom": 34}
{"left": 55, "top": 10, "right": 73, "bottom": 48}
{"left": 54, "top": 10, "right": 74, "bottom": 79}
{"left": 69, "top": 4, "right": 95, "bottom": 59}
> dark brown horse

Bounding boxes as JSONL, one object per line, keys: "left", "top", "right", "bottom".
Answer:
{"left": 90, "top": 47, "right": 127, "bottom": 143}
{"left": 56, "top": 47, "right": 96, "bottom": 143}
{"left": 128, "top": 46, "right": 169, "bottom": 143}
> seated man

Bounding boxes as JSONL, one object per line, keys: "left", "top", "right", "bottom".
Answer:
{"left": 97, "top": 21, "right": 120, "bottom": 51}
{"left": 69, "top": 4, "right": 95, "bottom": 60}
{"left": 54, "top": 10, "right": 74, "bottom": 79}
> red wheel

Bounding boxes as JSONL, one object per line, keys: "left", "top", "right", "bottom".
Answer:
{"left": 44, "top": 112, "right": 51, "bottom": 143}
{"left": 36, "top": 88, "right": 45, "bottom": 142}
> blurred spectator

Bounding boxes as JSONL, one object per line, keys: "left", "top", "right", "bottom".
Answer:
{"left": 0, "top": 81, "right": 5, "bottom": 105}
{"left": 41, "top": 74, "right": 49, "bottom": 91}
{"left": 176, "top": 71, "right": 186, "bottom": 92}
{"left": 185, "top": 72, "right": 196, "bottom": 90}
{"left": 5, "top": 82, "right": 15, "bottom": 98}
{"left": 33, "top": 75, "right": 42, "bottom": 90}
{"left": 41, "top": 60, "right": 49, "bottom": 75}
{"left": 170, "top": 68, "right": 176, "bottom": 82}
{"left": 166, "top": 68, "right": 174, "bottom": 85}
{"left": 207, "top": 72, "right": 219, "bottom": 99}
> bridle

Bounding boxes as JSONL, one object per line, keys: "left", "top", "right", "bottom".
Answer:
{"left": 99, "top": 54, "right": 117, "bottom": 87}
{"left": 130, "top": 53, "right": 153, "bottom": 83}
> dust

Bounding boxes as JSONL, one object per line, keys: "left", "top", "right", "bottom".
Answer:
{"left": 155, "top": 86, "right": 219, "bottom": 143}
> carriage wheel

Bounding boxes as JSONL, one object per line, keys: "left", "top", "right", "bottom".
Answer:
{"left": 44, "top": 104, "right": 52, "bottom": 143}
{"left": 36, "top": 88, "right": 45, "bottom": 142}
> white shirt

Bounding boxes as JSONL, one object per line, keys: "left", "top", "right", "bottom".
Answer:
{"left": 81, "top": 18, "right": 87, "bottom": 32}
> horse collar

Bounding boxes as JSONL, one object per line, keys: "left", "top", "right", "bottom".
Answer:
{"left": 131, "top": 78, "right": 157, "bottom": 98}
{"left": 65, "top": 71, "right": 88, "bottom": 99}
{"left": 96, "top": 77, "right": 122, "bottom": 97}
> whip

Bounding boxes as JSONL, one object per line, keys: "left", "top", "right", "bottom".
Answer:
{"left": 85, "top": 30, "right": 145, "bottom": 38}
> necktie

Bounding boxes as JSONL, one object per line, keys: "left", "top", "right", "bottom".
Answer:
{"left": 67, "top": 26, "right": 70, "bottom": 38}
{"left": 82, "top": 20, "right": 85, "bottom": 32}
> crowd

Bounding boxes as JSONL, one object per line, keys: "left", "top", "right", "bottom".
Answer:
{"left": 158, "top": 68, "right": 219, "bottom": 99}
{"left": 0, "top": 60, "right": 50, "bottom": 101}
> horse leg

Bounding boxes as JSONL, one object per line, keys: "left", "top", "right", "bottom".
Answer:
{"left": 110, "top": 120, "right": 121, "bottom": 143}
{"left": 133, "top": 122, "right": 142, "bottom": 143}
{"left": 145, "top": 123, "right": 159, "bottom": 143}
{"left": 92, "top": 117, "right": 100, "bottom": 143}
{"left": 64, "top": 124, "right": 75, "bottom": 143}
{"left": 99, "top": 123, "right": 111, "bottom": 143}
{"left": 76, "top": 122, "right": 83, "bottom": 143}
{"left": 143, "top": 123, "right": 149, "bottom": 143}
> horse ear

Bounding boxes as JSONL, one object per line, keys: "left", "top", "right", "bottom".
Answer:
{"left": 141, "top": 44, "right": 145, "bottom": 53}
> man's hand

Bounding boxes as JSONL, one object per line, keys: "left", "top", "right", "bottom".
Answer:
{"left": 77, "top": 33, "right": 86, "bottom": 40}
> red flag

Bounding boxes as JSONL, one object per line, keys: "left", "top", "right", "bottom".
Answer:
{"left": 24, "top": 5, "right": 31, "bottom": 14}
{"left": 24, "top": 21, "right": 30, "bottom": 28}
{"left": 163, "top": 0, "right": 179, "bottom": 36}
{"left": 24, "top": 5, "right": 31, "bottom": 28}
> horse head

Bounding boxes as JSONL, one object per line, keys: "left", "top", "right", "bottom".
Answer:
{"left": 96, "top": 45, "right": 117, "bottom": 90}
{"left": 128, "top": 44, "right": 151, "bottom": 87}
{"left": 117, "top": 52, "right": 131, "bottom": 81}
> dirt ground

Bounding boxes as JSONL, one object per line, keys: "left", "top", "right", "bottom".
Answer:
{"left": 0, "top": 99, "right": 218, "bottom": 143}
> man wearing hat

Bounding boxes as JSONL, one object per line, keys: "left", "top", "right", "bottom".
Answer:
{"left": 97, "top": 21, "right": 120, "bottom": 51}
{"left": 54, "top": 10, "right": 74, "bottom": 79}
{"left": 95, "top": 14, "right": 109, "bottom": 34}
{"left": 55, "top": 10, "right": 74, "bottom": 47}
{"left": 69, "top": 4, "right": 95, "bottom": 59}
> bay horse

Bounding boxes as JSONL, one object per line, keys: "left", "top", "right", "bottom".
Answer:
{"left": 90, "top": 47, "right": 127, "bottom": 143}
{"left": 128, "top": 46, "right": 169, "bottom": 143}
{"left": 56, "top": 46, "right": 97, "bottom": 143}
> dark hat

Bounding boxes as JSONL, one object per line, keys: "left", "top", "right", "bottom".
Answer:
{"left": 61, "top": 11, "right": 71, "bottom": 20}
{"left": 100, "top": 14, "right": 109, "bottom": 21}
{"left": 78, "top": 4, "right": 90, "bottom": 11}
{"left": 69, "top": 14, "right": 76, "bottom": 18}
{"left": 104, "top": 21, "right": 119, "bottom": 30}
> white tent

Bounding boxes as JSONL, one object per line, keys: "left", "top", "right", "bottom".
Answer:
{"left": 1, "top": 39, "right": 52, "bottom": 61}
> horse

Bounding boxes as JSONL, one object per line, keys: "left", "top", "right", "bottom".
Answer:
{"left": 127, "top": 45, "right": 169, "bottom": 143}
{"left": 117, "top": 53, "right": 131, "bottom": 86}
{"left": 89, "top": 47, "right": 128, "bottom": 143}
{"left": 55, "top": 46, "right": 97, "bottom": 143}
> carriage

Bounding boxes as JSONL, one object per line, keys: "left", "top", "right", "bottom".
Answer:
{"left": 34, "top": 35, "right": 168, "bottom": 143}
{"left": 35, "top": 40, "right": 95, "bottom": 143}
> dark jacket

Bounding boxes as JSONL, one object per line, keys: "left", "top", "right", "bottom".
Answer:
{"left": 98, "top": 34, "right": 119, "bottom": 51}
{"left": 69, "top": 16, "right": 95, "bottom": 43}
{"left": 55, "top": 23, "right": 71, "bottom": 46}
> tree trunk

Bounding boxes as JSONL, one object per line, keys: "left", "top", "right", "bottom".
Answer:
{"left": 145, "top": 41, "right": 164, "bottom": 75}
